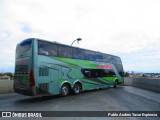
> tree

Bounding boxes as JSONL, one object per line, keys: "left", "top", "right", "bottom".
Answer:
{"left": 124, "top": 72, "right": 130, "bottom": 77}
{"left": 4, "top": 72, "right": 14, "bottom": 78}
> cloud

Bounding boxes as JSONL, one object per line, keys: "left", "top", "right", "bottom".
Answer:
{"left": 0, "top": 0, "right": 160, "bottom": 72}
{"left": 20, "top": 23, "right": 33, "bottom": 33}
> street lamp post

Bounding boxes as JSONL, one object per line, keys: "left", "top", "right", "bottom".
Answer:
{"left": 71, "top": 38, "right": 82, "bottom": 46}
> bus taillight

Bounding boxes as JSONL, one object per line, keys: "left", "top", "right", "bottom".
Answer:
{"left": 29, "top": 70, "right": 35, "bottom": 86}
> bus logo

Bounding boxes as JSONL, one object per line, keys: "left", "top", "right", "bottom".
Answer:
{"left": 98, "top": 63, "right": 112, "bottom": 69}
{"left": 2, "top": 112, "right": 11, "bottom": 117}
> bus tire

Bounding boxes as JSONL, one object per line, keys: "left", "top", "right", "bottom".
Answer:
{"left": 113, "top": 79, "right": 118, "bottom": 88}
{"left": 113, "top": 82, "right": 117, "bottom": 88}
{"left": 72, "top": 83, "right": 81, "bottom": 95}
{"left": 60, "top": 84, "right": 70, "bottom": 96}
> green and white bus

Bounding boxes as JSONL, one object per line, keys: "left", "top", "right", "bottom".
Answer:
{"left": 14, "top": 38, "right": 124, "bottom": 96}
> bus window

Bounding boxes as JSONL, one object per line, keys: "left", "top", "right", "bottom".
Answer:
{"left": 104, "top": 69, "right": 116, "bottom": 77}
{"left": 115, "top": 57, "right": 122, "bottom": 64}
{"left": 38, "top": 41, "right": 58, "bottom": 56}
{"left": 84, "top": 50, "right": 95, "bottom": 61}
{"left": 47, "top": 43, "right": 58, "bottom": 56}
{"left": 81, "top": 69, "right": 116, "bottom": 78}
{"left": 103, "top": 54, "right": 112, "bottom": 63}
{"left": 95, "top": 53, "right": 103, "bottom": 62}
{"left": 110, "top": 56, "right": 116, "bottom": 63}
{"left": 73, "top": 48, "right": 84, "bottom": 59}
{"left": 17, "top": 39, "right": 32, "bottom": 53}
{"left": 59, "top": 45, "right": 73, "bottom": 58}
{"left": 81, "top": 69, "right": 92, "bottom": 78}
{"left": 38, "top": 41, "right": 49, "bottom": 55}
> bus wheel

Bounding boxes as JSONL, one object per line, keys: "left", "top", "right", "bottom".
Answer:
{"left": 113, "top": 82, "right": 117, "bottom": 88}
{"left": 113, "top": 80, "right": 118, "bottom": 88}
{"left": 61, "top": 84, "right": 70, "bottom": 96}
{"left": 73, "top": 83, "right": 81, "bottom": 95}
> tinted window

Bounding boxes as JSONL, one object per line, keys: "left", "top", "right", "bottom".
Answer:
{"left": 81, "top": 69, "right": 92, "bottom": 78}
{"left": 17, "top": 39, "right": 32, "bottom": 53}
{"left": 38, "top": 41, "right": 58, "bottom": 56}
{"left": 95, "top": 53, "right": 103, "bottom": 62}
{"left": 103, "top": 54, "right": 112, "bottom": 63}
{"left": 84, "top": 50, "right": 95, "bottom": 61}
{"left": 104, "top": 69, "right": 116, "bottom": 77}
{"left": 115, "top": 57, "right": 122, "bottom": 64}
{"left": 119, "top": 71, "right": 124, "bottom": 77}
{"left": 110, "top": 56, "right": 117, "bottom": 63}
{"left": 73, "top": 48, "right": 84, "bottom": 59}
{"left": 81, "top": 69, "right": 116, "bottom": 78}
{"left": 59, "top": 45, "right": 73, "bottom": 58}
{"left": 114, "top": 63, "right": 124, "bottom": 77}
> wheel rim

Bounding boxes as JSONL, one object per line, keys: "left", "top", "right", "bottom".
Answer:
{"left": 114, "top": 82, "right": 117, "bottom": 88}
{"left": 62, "top": 86, "right": 68, "bottom": 95}
{"left": 74, "top": 85, "right": 80, "bottom": 93}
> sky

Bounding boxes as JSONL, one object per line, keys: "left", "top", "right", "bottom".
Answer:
{"left": 0, "top": 0, "right": 160, "bottom": 73}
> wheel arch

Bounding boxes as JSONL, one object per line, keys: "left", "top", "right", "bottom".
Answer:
{"left": 60, "top": 81, "right": 72, "bottom": 93}
{"left": 114, "top": 78, "right": 119, "bottom": 83}
{"left": 73, "top": 80, "right": 82, "bottom": 90}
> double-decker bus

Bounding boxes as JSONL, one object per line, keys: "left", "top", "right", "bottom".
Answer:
{"left": 14, "top": 38, "right": 124, "bottom": 96}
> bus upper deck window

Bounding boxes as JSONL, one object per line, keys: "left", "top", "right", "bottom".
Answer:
{"left": 39, "top": 43, "right": 49, "bottom": 55}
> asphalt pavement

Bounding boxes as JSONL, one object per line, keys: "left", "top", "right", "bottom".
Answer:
{"left": 0, "top": 86, "right": 160, "bottom": 120}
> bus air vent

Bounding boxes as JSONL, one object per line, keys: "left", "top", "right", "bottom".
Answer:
{"left": 39, "top": 67, "right": 49, "bottom": 76}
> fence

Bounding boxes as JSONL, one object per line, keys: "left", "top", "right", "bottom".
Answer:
{"left": 0, "top": 78, "right": 160, "bottom": 94}
{"left": 124, "top": 77, "right": 160, "bottom": 92}
{"left": 0, "top": 80, "right": 14, "bottom": 94}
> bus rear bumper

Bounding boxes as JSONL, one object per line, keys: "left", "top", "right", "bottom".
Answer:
{"left": 14, "top": 86, "right": 51, "bottom": 96}
{"left": 14, "top": 86, "right": 36, "bottom": 96}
